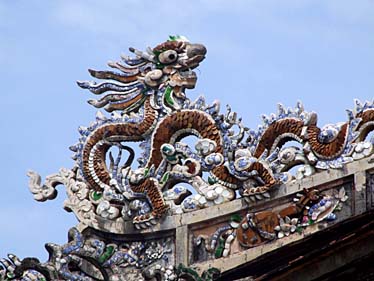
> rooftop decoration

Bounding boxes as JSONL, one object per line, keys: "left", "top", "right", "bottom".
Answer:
{"left": 1, "top": 37, "right": 374, "bottom": 281}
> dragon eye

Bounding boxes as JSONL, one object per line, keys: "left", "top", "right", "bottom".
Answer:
{"left": 158, "top": 50, "right": 178, "bottom": 64}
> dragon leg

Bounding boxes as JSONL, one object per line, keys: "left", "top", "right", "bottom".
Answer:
{"left": 130, "top": 178, "right": 169, "bottom": 223}
{"left": 243, "top": 162, "right": 279, "bottom": 196}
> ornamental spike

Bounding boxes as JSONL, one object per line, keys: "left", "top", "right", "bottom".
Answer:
{"left": 129, "top": 47, "right": 156, "bottom": 62}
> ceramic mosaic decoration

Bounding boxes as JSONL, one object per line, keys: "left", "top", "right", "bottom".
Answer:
{"left": 2, "top": 36, "right": 373, "bottom": 281}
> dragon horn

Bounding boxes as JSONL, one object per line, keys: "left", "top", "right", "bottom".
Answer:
{"left": 129, "top": 47, "right": 156, "bottom": 62}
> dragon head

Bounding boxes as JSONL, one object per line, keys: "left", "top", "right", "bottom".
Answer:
{"left": 77, "top": 36, "right": 206, "bottom": 112}
{"left": 142, "top": 35, "right": 206, "bottom": 90}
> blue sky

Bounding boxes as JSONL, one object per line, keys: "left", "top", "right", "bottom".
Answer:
{"left": 0, "top": 0, "right": 373, "bottom": 260}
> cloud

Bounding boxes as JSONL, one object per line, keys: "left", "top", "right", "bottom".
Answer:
{"left": 50, "top": 0, "right": 374, "bottom": 47}
{"left": 0, "top": 1, "right": 5, "bottom": 23}
{"left": 50, "top": 1, "right": 199, "bottom": 40}
{"left": 0, "top": 2, "right": 8, "bottom": 64}
{"left": 326, "top": 0, "right": 374, "bottom": 26}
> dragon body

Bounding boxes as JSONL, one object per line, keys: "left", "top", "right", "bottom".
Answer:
{"left": 72, "top": 36, "right": 374, "bottom": 225}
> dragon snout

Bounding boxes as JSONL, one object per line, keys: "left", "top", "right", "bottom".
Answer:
{"left": 187, "top": 43, "right": 207, "bottom": 58}
{"left": 179, "top": 43, "right": 207, "bottom": 69}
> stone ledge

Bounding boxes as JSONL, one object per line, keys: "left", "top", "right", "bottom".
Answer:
{"left": 75, "top": 155, "right": 374, "bottom": 236}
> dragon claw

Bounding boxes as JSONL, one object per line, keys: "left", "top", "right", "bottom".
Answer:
{"left": 133, "top": 205, "right": 169, "bottom": 228}
{"left": 133, "top": 214, "right": 158, "bottom": 229}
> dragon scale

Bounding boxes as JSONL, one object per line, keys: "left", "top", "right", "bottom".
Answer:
{"left": 81, "top": 97, "right": 157, "bottom": 190}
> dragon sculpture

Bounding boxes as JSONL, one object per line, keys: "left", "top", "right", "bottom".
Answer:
{"left": 72, "top": 35, "right": 280, "bottom": 225}
{"left": 3, "top": 36, "right": 374, "bottom": 281}
{"left": 29, "top": 36, "right": 374, "bottom": 229}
